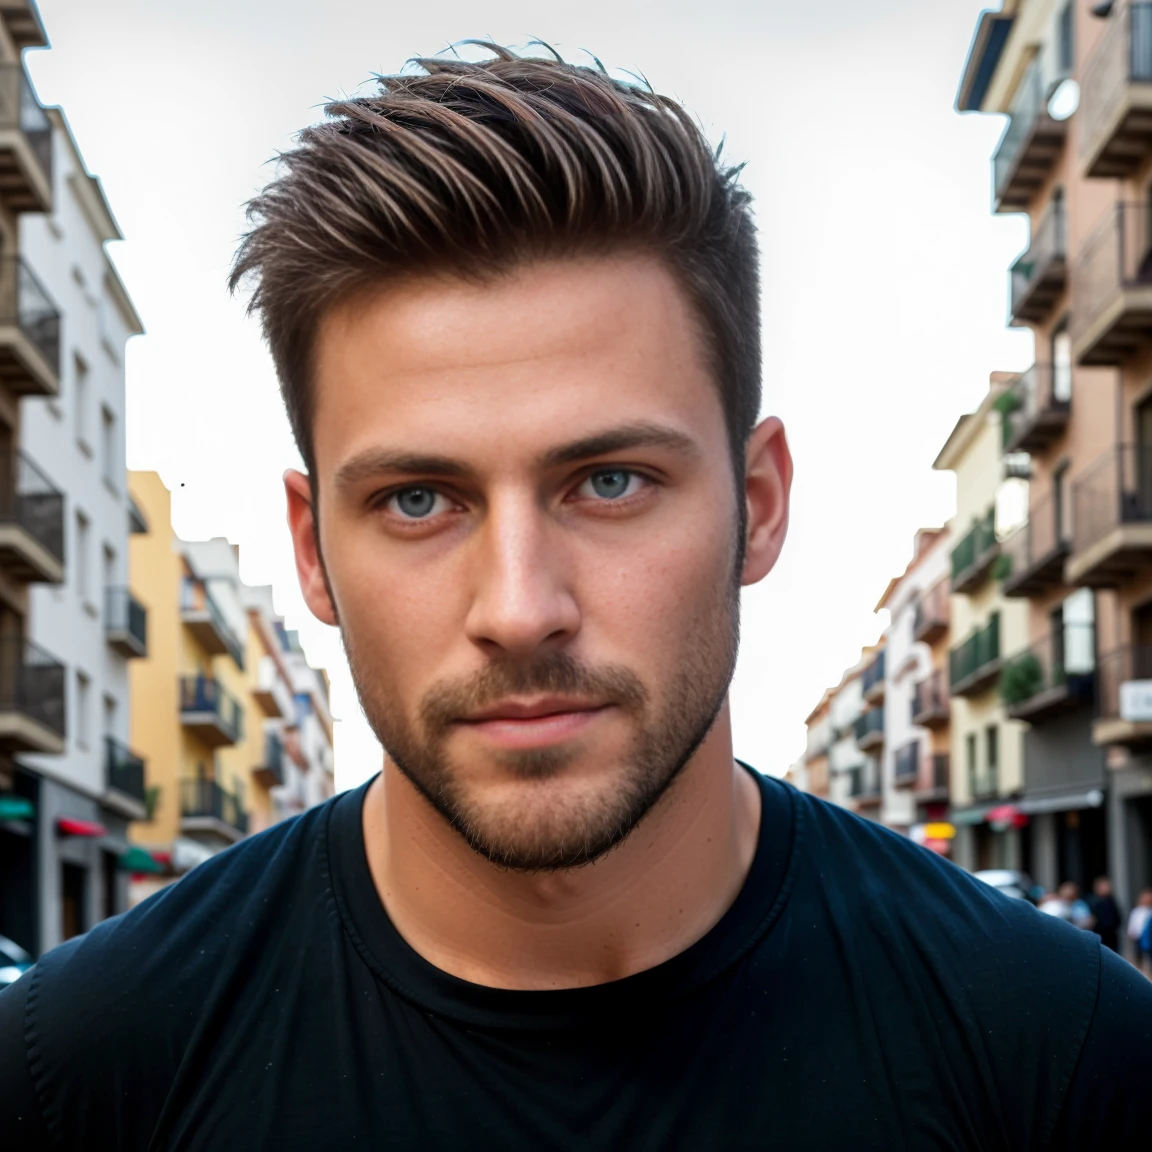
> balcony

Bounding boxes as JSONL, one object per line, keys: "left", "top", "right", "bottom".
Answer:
{"left": 254, "top": 731, "right": 286, "bottom": 789}
{"left": 913, "top": 580, "right": 950, "bottom": 645}
{"left": 105, "top": 587, "right": 147, "bottom": 659}
{"left": 179, "top": 675, "right": 244, "bottom": 748}
{"left": 1071, "top": 202, "right": 1152, "bottom": 365}
{"left": 913, "top": 752, "right": 950, "bottom": 803}
{"left": 894, "top": 740, "right": 920, "bottom": 787}
{"left": 970, "top": 768, "right": 1001, "bottom": 803}
{"left": 103, "top": 736, "right": 146, "bottom": 820}
{"left": 1094, "top": 646, "right": 1152, "bottom": 747}
{"left": 179, "top": 777, "right": 248, "bottom": 843}
{"left": 0, "top": 451, "right": 64, "bottom": 584}
{"left": 1009, "top": 199, "right": 1066, "bottom": 327}
{"left": 999, "top": 363, "right": 1070, "bottom": 455}
{"left": 180, "top": 577, "right": 245, "bottom": 667}
{"left": 911, "top": 668, "right": 950, "bottom": 729}
{"left": 1081, "top": 3, "right": 1152, "bottom": 178}
{"left": 992, "top": 60, "right": 1068, "bottom": 213}
{"left": 951, "top": 507, "right": 999, "bottom": 593}
{"left": 0, "top": 636, "right": 64, "bottom": 754}
{"left": 0, "top": 63, "right": 51, "bottom": 213}
{"left": 854, "top": 707, "right": 885, "bottom": 752}
{"left": 1000, "top": 489, "right": 1070, "bottom": 598}
{"left": 0, "top": 257, "right": 59, "bottom": 396}
{"left": 253, "top": 654, "right": 293, "bottom": 719}
{"left": 848, "top": 758, "right": 881, "bottom": 806}
{"left": 949, "top": 614, "right": 1002, "bottom": 698}
{"left": 1068, "top": 446, "right": 1152, "bottom": 586}
{"left": 999, "top": 624, "right": 1095, "bottom": 723}
{"left": 862, "top": 649, "right": 886, "bottom": 704}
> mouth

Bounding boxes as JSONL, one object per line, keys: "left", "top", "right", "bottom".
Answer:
{"left": 455, "top": 697, "right": 611, "bottom": 750}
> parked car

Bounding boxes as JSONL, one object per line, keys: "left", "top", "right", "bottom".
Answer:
{"left": 973, "top": 870, "right": 1044, "bottom": 905}
{"left": 0, "top": 933, "right": 33, "bottom": 989}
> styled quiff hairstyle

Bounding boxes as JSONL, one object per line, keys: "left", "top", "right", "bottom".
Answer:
{"left": 230, "top": 43, "right": 761, "bottom": 483}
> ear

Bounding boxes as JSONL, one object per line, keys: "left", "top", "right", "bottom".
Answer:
{"left": 741, "top": 416, "right": 792, "bottom": 587}
{"left": 284, "top": 469, "right": 339, "bottom": 626}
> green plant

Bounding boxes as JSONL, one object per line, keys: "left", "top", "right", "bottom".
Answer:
{"left": 999, "top": 653, "right": 1044, "bottom": 706}
{"left": 991, "top": 553, "right": 1013, "bottom": 582}
{"left": 144, "top": 785, "right": 161, "bottom": 822}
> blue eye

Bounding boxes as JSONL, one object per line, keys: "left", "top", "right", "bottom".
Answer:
{"left": 388, "top": 487, "right": 445, "bottom": 519}
{"left": 579, "top": 469, "right": 644, "bottom": 500}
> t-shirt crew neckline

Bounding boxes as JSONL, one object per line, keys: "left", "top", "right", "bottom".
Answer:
{"left": 326, "top": 764, "right": 801, "bottom": 1031}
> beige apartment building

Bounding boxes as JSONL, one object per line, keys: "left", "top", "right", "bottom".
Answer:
{"left": 958, "top": 0, "right": 1152, "bottom": 902}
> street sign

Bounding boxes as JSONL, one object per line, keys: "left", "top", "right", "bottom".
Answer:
{"left": 1119, "top": 679, "right": 1152, "bottom": 722}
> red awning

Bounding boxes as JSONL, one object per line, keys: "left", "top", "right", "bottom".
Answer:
{"left": 986, "top": 805, "right": 1029, "bottom": 830}
{"left": 56, "top": 817, "right": 107, "bottom": 838}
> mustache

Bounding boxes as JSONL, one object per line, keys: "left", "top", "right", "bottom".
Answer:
{"left": 419, "top": 651, "right": 648, "bottom": 736}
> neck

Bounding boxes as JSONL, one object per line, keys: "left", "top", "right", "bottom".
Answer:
{"left": 361, "top": 700, "right": 761, "bottom": 990}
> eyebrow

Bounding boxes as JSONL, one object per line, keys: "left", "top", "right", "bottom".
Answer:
{"left": 333, "top": 421, "right": 700, "bottom": 490}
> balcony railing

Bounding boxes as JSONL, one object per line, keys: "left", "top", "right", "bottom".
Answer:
{"left": 1081, "top": 2, "right": 1152, "bottom": 178}
{"left": 0, "top": 63, "right": 52, "bottom": 212}
{"left": 1009, "top": 198, "right": 1066, "bottom": 327}
{"left": 179, "top": 674, "right": 244, "bottom": 746}
{"left": 0, "top": 635, "right": 65, "bottom": 745}
{"left": 970, "top": 768, "right": 1000, "bottom": 802}
{"left": 949, "top": 613, "right": 1001, "bottom": 697}
{"left": 848, "top": 758, "right": 881, "bottom": 800}
{"left": 1000, "top": 487, "right": 1070, "bottom": 598}
{"left": 1071, "top": 202, "right": 1152, "bottom": 365}
{"left": 179, "top": 777, "right": 248, "bottom": 837}
{"left": 951, "top": 507, "right": 998, "bottom": 593}
{"left": 180, "top": 577, "right": 245, "bottom": 668}
{"left": 104, "top": 736, "right": 146, "bottom": 805}
{"left": 911, "top": 667, "right": 950, "bottom": 728}
{"left": 916, "top": 752, "right": 950, "bottom": 797}
{"left": 1069, "top": 445, "right": 1152, "bottom": 585}
{"left": 992, "top": 59, "right": 1068, "bottom": 213}
{"left": 1095, "top": 646, "right": 1152, "bottom": 745}
{"left": 853, "top": 707, "right": 885, "bottom": 750}
{"left": 913, "top": 580, "right": 950, "bottom": 644}
{"left": 0, "top": 450, "right": 64, "bottom": 582}
{"left": 894, "top": 740, "right": 920, "bottom": 786}
{"left": 862, "top": 649, "right": 886, "bottom": 701}
{"left": 0, "top": 256, "right": 61, "bottom": 392}
{"left": 255, "top": 731, "right": 286, "bottom": 788}
{"left": 999, "top": 624, "right": 1096, "bottom": 722}
{"left": 999, "top": 363, "right": 1071, "bottom": 454}
{"left": 105, "top": 587, "right": 147, "bottom": 659}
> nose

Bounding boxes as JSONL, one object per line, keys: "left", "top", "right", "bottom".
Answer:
{"left": 464, "top": 490, "right": 581, "bottom": 657}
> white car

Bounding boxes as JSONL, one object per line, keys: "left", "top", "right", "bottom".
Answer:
{"left": 0, "top": 933, "right": 33, "bottom": 988}
{"left": 973, "top": 869, "right": 1042, "bottom": 904}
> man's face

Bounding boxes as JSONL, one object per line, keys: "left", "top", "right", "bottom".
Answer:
{"left": 305, "top": 255, "right": 746, "bottom": 870}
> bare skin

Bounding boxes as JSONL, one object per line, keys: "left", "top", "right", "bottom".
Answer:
{"left": 286, "top": 253, "right": 793, "bottom": 990}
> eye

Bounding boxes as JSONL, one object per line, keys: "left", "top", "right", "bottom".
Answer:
{"left": 386, "top": 486, "right": 453, "bottom": 519}
{"left": 576, "top": 469, "right": 647, "bottom": 501}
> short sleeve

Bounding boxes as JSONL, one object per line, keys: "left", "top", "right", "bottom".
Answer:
{"left": 0, "top": 974, "right": 52, "bottom": 1149}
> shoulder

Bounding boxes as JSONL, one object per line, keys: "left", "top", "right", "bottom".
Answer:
{"left": 9, "top": 794, "right": 343, "bottom": 1146}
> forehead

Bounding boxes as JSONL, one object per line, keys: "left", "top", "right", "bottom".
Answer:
{"left": 310, "top": 254, "right": 726, "bottom": 476}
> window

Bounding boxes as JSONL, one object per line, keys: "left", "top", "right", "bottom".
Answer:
{"left": 102, "top": 544, "right": 115, "bottom": 596}
{"left": 1051, "top": 323, "right": 1072, "bottom": 403}
{"left": 1053, "top": 462, "right": 1070, "bottom": 545}
{"left": 1057, "top": 2, "right": 1074, "bottom": 74}
{"left": 103, "top": 693, "right": 117, "bottom": 739}
{"left": 74, "top": 354, "right": 90, "bottom": 451}
{"left": 966, "top": 732, "right": 978, "bottom": 797}
{"left": 986, "top": 725, "right": 999, "bottom": 795}
{"left": 100, "top": 405, "right": 117, "bottom": 490}
{"left": 75, "top": 511, "right": 90, "bottom": 605}
{"left": 76, "top": 670, "right": 91, "bottom": 751}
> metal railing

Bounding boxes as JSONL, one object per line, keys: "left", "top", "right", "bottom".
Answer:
{"left": 0, "top": 257, "right": 60, "bottom": 375}
{"left": 180, "top": 576, "right": 245, "bottom": 668}
{"left": 1072, "top": 445, "right": 1152, "bottom": 557}
{"left": 913, "top": 579, "right": 950, "bottom": 640}
{"left": 950, "top": 613, "right": 1001, "bottom": 691}
{"left": 848, "top": 758, "right": 881, "bottom": 799}
{"left": 894, "top": 740, "right": 920, "bottom": 784}
{"left": 1071, "top": 202, "right": 1152, "bottom": 353}
{"left": 260, "top": 732, "right": 285, "bottom": 787}
{"left": 999, "top": 624, "right": 1096, "bottom": 711}
{"left": 0, "top": 451, "right": 64, "bottom": 562}
{"left": 929, "top": 752, "right": 949, "bottom": 792}
{"left": 1000, "top": 363, "right": 1070, "bottom": 451}
{"left": 1010, "top": 198, "right": 1066, "bottom": 320}
{"left": 993, "top": 60, "right": 1056, "bottom": 202}
{"left": 0, "top": 635, "right": 65, "bottom": 736}
{"left": 853, "top": 707, "right": 885, "bottom": 744}
{"left": 1081, "top": 2, "right": 1152, "bottom": 162}
{"left": 951, "top": 507, "right": 997, "bottom": 586}
{"left": 105, "top": 587, "right": 147, "bottom": 651}
{"left": 104, "top": 736, "right": 145, "bottom": 804}
{"left": 179, "top": 777, "right": 248, "bottom": 835}
{"left": 998, "top": 487, "right": 1068, "bottom": 581}
{"left": 179, "top": 674, "right": 244, "bottom": 743}
{"left": 970, "top": 768, "right": 1000, "bottom": 802}
{"left": 862, "top": 650, "right": 886, "bottom": 696}
{"left": 0, "top": 63, "right": 52, "bottom": 187}
{"left": 1096, "top": 645, "right": 1152, "bottom": 721}
{"left": 911, "top": 668, "right": 949, "bottom": 722}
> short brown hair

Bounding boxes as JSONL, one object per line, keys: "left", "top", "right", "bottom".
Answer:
{"left": 230, "top": 44, "right": 761, "bottom": 481}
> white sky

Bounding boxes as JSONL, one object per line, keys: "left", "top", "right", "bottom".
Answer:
{"left": 28, "top": 0, "right": 1032, "bottom": 791}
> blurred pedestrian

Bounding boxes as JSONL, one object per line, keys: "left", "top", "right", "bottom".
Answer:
{"left": 1040, "top": 882, "right": 1094, "bottom": 929}
{"left": 1087, "top": 877, "right": 1123, "bottom": 953}
{"left": 1129, "top": 889, "right": 1152, "bottom": 974}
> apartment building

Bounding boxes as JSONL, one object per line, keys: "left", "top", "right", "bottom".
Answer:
{"left": 958, "top": 0, "right": 1152, "bottom": 900}
{"left": 933, "top": 379, "right": 1031, "bottom": 872}
{"left": 875, "top": 529, "right": 952, "bottom": 841}
{"left": 827, "top": 651, "right": 878, "bottom": 811}
{"left": 800, "top": 690, "right": 832, "bottom": 802}
{"left": 126, "top": 472, "right": 334, "bottom": 900}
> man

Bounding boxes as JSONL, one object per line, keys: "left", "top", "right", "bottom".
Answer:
{"left": 1087, "top": 876, "right": 1123, "bottom": 953}
{"left": 2, "top": 46, "right": 1151, "bottom": 1150}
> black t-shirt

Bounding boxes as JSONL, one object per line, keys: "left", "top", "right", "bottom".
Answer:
{"left": 2, "top": 770, "right": 1151, "bottom": 1150}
